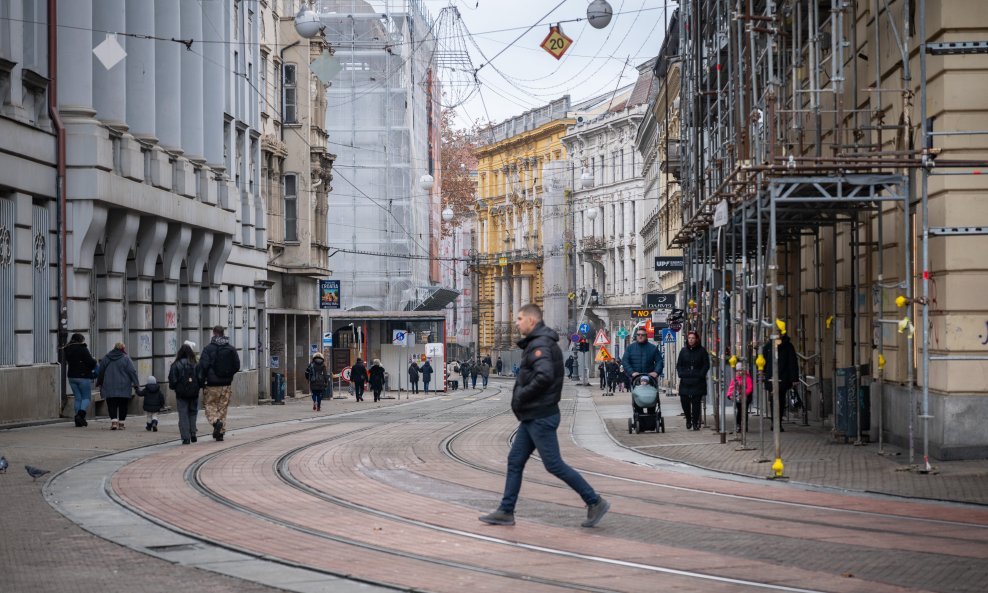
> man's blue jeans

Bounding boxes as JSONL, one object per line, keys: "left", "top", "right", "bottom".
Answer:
{"left": 498, "top": 412, "right": 599, "bottom": 512}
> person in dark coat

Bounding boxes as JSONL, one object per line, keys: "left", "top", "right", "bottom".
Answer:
{"left": 478, "top": 304, "right": 610, "bottom": 528}
{"left": 675, "top": 330, "right": 710, "bottom": 431}
{"left": 369, "top": 359, "right": 386, "bottom": 402}
{"left": 407, "top": 361, "right": 420, "bottom": 393}
{"left": 459, "top": 359, "right": 471, "bottom": 388}
{"left": 304, "top": 352, "right": 332, "bottom": 411}
{"left": 470, "top": 358, "right": 480, "bottom": 388}
{"left": 420, "top": 360, "right": 434, "bottom": 392}
{"left": 762, "top": 334, "right": 800, "bottom": 427}
{"left": 96, "top": 342, "right": 140, "bottom": 431}
{"left": 495, "top": 356, "right": 503, "bottom": 376}
{"left": 197, "top": 326, "right": 240, "bottom": 441}
{"left": 169, "top": 342, "right": 200, "bottom": 444}
{"left": 597, "top": 361, "right": 606, "bottom": 389}
{"left": 351, "top": 358, "right": 368, "bottom": 401}
{"left": 64, "top": 333, "right": 98, "bottom": 427}
{"left": 138, "top": 376, "right": 165, "bottom": 432}
{"left": 622, "top": 328, "right": 665, "bottom": 415}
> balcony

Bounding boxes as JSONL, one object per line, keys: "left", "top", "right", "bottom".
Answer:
{"left": 579, "top": 236, "right": 606, "bottom": 253}
{"left": 660, "top": 139, "right": 681, "bottom": 179}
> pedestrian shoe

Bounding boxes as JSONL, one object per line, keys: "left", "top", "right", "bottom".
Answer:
{"left": 215, "top": 433, "right": 224, "bottom": 442}
{"left": 212, "top": 420, "right": 223, "bottom": 439}
{"left": 182, "top": 439, "right": 191, "bottom": 445}
{"left": 685, "top": 422, "right": 692, "bottom": 430}
{"left": 79, "top": 411, "right": 87, "bottom": 427}
{"left": 582, "top": 497, "right": 611, "bottom": 528}
{"left": 190, "top": 434, "right": 197, "bottom": 443}
{"left": 146, "top": 422, "right": 153, "bottom": 432}
{"left": 478, "top": 509, "right": 515, "bottom": 526}
{"left": 118, "top": 422, "right": 125, "bottom": 430}
{"left": 111, "top": 420, "right": 118, "bottom": 430}
{"left": 152, "top": 419, "right": 158, "bottom": 432}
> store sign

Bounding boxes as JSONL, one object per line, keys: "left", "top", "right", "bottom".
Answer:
{"left": 631, "top": 309, "right": 654, "bottom": 318}
{"left": 654, "top": 257, "right": 684, "bottom": 272}
{"left": 644, "top": 293, "right": 677, "bottom": 310}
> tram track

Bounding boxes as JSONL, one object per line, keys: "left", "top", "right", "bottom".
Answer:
{"left": 103, "top": 385, "right": 988, "bottom": 593}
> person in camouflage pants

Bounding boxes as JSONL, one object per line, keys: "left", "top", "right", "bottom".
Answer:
{"left": 197, "top": 326, "right": 241, "bottom": 441}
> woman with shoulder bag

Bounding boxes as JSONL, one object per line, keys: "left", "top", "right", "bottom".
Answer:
{"left": 169, "top": 342, "right": 201, "bottom": 444}
{"left": 64, "top": 333, "right": 98, "bottom": 427}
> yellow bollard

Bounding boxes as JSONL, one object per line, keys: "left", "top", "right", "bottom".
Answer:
{"left": 772, "top": 457, "right": 784, "bottom": 478}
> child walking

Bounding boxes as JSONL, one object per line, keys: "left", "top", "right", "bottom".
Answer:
{"left": 139, "top": 376, "right": 165, "bottom": 432}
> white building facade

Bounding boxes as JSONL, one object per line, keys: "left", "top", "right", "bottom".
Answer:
{"left": 1, "top": 0, "right": 267, "bottom": 422}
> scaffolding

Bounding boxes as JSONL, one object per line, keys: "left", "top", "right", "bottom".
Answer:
{"left": 671, "top": 0, "right": 988, "bottom": 467}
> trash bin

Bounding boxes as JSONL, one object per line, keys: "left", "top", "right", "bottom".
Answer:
{"left": 271, "top": 373, "right": 286, "bottom": 404}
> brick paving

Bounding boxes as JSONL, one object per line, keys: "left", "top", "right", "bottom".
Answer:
{"left": 3, "top": 379, "right": 988, "bottom": 593}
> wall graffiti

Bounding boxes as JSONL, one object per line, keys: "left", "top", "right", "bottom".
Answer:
{"left": 165, "top": 309, "right": 177, "bottom": 329}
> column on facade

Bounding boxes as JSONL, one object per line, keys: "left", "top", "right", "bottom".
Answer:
{"left": 92, "top": 0, "right": 127, "bottom": 128}
{"left": 180, "top": 0, "right": 205, "bottom": 161}
{"left": 493, "top": 276, "right": 502, "bottom": 327}
{"left": 624, "top": 200, "right": 635, "bottom": 293}
{"left": 512, "top": 269, "right": 522, "bottom": 317}
{"left": 500, "top": 268, "right": 512, "bottom": 345}
{"left": 202, "top": 0, "right": 225, "bottom": 170}
{"left": 520, "top": 275, "right": 531, "bottom": 308}
{"left": 66, "top": 203, "right": 107, "bottom": 363}
{"left": 161, "top": 224, "right": 193, "bottom": 378}
{"left": 57, "top": 2, "right": 93, "bottom": 113}
{"left": 154, "top": 0, "right": 182, "bottom": 152}
{"left": 97, "top": 212, "right": 140, "bottom": 365}
{"left": 130, "top": 218, "right": 167, "bottom": 383}
{"left": 185, "top": 230, "right": 214, "bottom": 347}
{"left": 125, "top": 0, "right": 155, "bottom": 140}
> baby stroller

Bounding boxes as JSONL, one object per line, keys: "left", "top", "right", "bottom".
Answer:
{"left": 627, "top": 375, "right": 664, "bottom": 434}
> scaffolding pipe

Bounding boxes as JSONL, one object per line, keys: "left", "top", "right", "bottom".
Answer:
{"left": 918, "top": 0, "right": 932, "bottom": 472}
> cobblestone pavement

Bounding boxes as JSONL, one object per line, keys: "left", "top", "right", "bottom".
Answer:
{"left": 2, "top": 379, "right": 986, "bottom": 593}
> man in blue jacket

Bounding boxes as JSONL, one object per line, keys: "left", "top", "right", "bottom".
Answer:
{"left": 479, "top": 304, "right": 610, "bottom": 528}
{"left": 621, "top": 327, "right": 664, "bottom": 413}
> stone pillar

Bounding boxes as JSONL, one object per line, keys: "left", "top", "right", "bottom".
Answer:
{"left": 520, "top": 275, "right": 531, "bottom": 308}
{"left": 129, "top": 277, "right": 155, "bottom": 382}
{"left": 99, "top": 212, "right": 139, "bottom": 355}
{"left": 180, "top": 0, "right": 204, "bottom": 161}
{"left": 154, "top": 0, "right": 182, "bottom": 152}
{"left": 125, "top": 0, "right": 155, "bottom": 140}
{"left": 57, "top": 1, "right": 93, "bottom": 113}
{"left": 92, "top": 0, "right": 127, "bottom": 128}
{"left": 493, "top": 277, "right": 502, "bottom": 327}
{"left": 202, "top": 0, "right": 225, "bottom": 169}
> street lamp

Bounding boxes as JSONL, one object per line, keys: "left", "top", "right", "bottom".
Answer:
{"left": 587, "top": 0, "right": 614, "bottom": 30}
{"left": 442, "top": 206, "right": 455, "bottom": 222}
{"left": 586, "top": 206, "right": 599, "bottom": 221}
{"left": 294, "top": 3, "right": 325, "bottom": 38}
{"left": 420, "top": 173, "right": 435, "bottom": 192}
{"left": 580, "top": 168, "right": 594, "bottom": 189}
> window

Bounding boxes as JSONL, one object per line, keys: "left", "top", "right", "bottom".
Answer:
{"left": 260, "top": 53, "right": 268, "bottom": 109}
{"left": 283, "top": 173, "right": 297, "bottom": 242}
{"left": 283, "top": 63, "right": 297, "bottom": 124}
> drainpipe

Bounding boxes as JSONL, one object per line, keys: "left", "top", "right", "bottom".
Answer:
{"left": 48, "top": 0, "right": 69, "bottom": 412}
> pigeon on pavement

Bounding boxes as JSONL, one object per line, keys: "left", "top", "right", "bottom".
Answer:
{"left": 0, "top": 455, "right": 7, "bottom": 473}
{"left": 25, "top": 465, "right": 50, "bottom": 481}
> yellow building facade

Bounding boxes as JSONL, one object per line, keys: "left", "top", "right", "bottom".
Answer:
{"left": 474, "top": 97, "right": 574, "bottom": 353}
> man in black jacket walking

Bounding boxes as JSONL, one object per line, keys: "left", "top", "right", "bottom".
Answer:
{"left": 479, "top": 304, "right": 610, "bottom": 528}
{"left": 197, "top": 325, "right": 241, "bottom": 441}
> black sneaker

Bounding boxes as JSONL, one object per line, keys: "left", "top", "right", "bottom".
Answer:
{"left": 212, "top": 421, "right": 223, "bottom": 439}
{"left": 152, "top": 420, "right": 158, "bottom": 432}
{"left": 478, "top": 509, "right": 515, "bottom": 525}
{"left": 582, "top": 497, "right": 610, "bottom": 528}
{"left": 146, "top": 422, "right": 152, "bottom": 432}
{"left": 190, "top": 434, "right": 197, "bottom": 443}
{"left": 215, "top": 434, "right": 224, "bottom": 441}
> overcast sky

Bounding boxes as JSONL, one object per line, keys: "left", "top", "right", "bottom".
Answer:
{"left": 420, "top": 0, "right": 676, "bottom": 128}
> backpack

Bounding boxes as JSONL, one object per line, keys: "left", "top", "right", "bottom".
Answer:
{"left": 174, "top": 361, "right": 199, "bottom": 399}
{"left": 309, "top": 364, "right": 329, "bottom": 390}
{"left": 212, "top": 344, "right": 240, "bottom": 379}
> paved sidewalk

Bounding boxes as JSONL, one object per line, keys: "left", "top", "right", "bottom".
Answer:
{"left": 584, "top": 382, "right": 988, "bottom": 505}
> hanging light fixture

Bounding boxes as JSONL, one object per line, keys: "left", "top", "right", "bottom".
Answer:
{"left": 294, "top": 3, "right": 325, "bottom": 39}
{"left": 442, "top": 206, "right": 455, "bottom": 222}
{"left": 419, "top": 173, "right": 435, "bottom": 192}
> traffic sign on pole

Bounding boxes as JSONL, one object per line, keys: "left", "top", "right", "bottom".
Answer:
{"left": 579, "top": 323, "right": 590, "bottom": 334}
{"left": 595, "top": 346, "right": 612, "bottom": 362}
{"left": 593, "top": 329, "right": 610, "bottom": 346}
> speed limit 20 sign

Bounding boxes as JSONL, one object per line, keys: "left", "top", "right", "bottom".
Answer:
{"left": 540, "top": 25, "right": 573, "bottom": 60}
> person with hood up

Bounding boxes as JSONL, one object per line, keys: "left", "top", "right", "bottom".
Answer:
{"left": 169, "top": 342, "right": 200, "bottom": 444}
{"left": 495, "top": 356, "right": 503, "bottom": 376}
{"left": 408, "top": 360, "right": 420, "bottom": 393}
{"left": 138, "top": 376, "right": 165, "bottom": 432}
{"left": 727, "top": 361, "right": 754, "bottom": 433}
{"left": 676, "top": 330, "right": 711, "bottom": 431}
{"left": 351, "top": 358, "right": 368, "bottom": 401}
{"left": 96, "top": 342, "right": 140, "bottom": 430}
{"left": 305, "top": 352, "right": 332, "bottom": 411}
{"left": 368, "top": 359, "right": 386, "bottom": 402}
{"left": 459, "top": 359, "right": 471, "bottom": 389}
{"left": 478, "top": 304, "right": 610, "bottom": 529}
{"left": 197, "top": 325, "right": 241, "bottom": 441}
{"left": 64, "top": 333, "right": 98, "bottom": 427}
{"left": 420, "top": 359, "right": 434, "bottom": 392}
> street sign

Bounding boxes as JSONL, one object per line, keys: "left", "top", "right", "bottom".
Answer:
{"left": 570, "top": 333, "right": 581, "bottom": 343}
{"left": 652, "top": 309, "right": 670, "bottom": 323}
{"left": 540, "top": 25, "right": 573, "bottom": 60}
{"left": 653, "top": 257, "right": 684, "bottom": 272}
{"left": 498, "top": 256, "right": 508, "bottom": 266}
{"left": 579, "top": 323, "right": 590, "bottom": 334}
{"left": 631, "top": 309, "right": 654, "bottom": 318}
{"left": 713, "top": 199, "right": 729, "bottom": 228}
{"left": 425, "top": 342, "right": 444, "bottom": 358}
{"left": 662, "top": 329, "right": 677, "bottom": 344}
{"left": 392, "top": 330, "right": 408, "bottom": 346}
{"left": 593, "top": 329, "right": 610, "bottom": 346}
{"left": 668, "top": 321, "right": 683, "bottom": 332}
{"left": 322, "top": 332, "right": 333, "bottom": 350}
{"left": 341, "top": 366, "right": 352, "bottom": 382}
{"left": 616, "top": 327, "right": 629, "bottom": 339}
{"left": 595, "top": 346, "right": 612, "bottom": 362}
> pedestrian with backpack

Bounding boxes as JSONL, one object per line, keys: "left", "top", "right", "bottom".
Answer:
{"left": 197, "top": 326, "right": 241, "bottom": 441}
{"left": 369, "top": 359, "right": 386, "bottom": 402}
{"left": 305, "top": 352, "right": 331, "bottom": 411}
{"left": 169, "top": 342, "right": 200, "bottom": 444}
{"left": 407, "top": 361, "right": 420, "bottom": 393}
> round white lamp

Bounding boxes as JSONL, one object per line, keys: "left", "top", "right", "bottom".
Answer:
{"left": 419, "top": 173, "right": 435, "bottom": 192}
{"left": 587, "top": 0, "right": 614, "bottom": 30}
{"left": 586, "top": 207, "right": 599, "bottom": 221}
{"left": 294, "top": 6, "right": 324, "bottom": 39}
{"left": 580, "top": 169, "right": 594, "bottom": 189}
{"left": 442, "top": 206, "right": 455, "bottom": 222}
